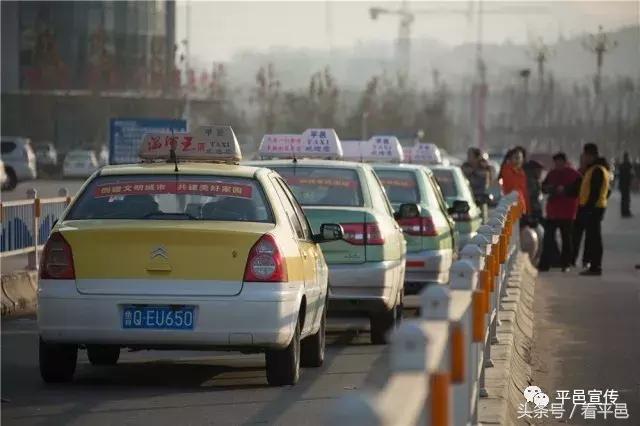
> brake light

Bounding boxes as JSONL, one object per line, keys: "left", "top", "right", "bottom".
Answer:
{"left": 341, "top": 223, "right": 385, "bottom": 245}
{"left": 398, "top": 216, "right": 437, "bottom": 237}
{"left": 243, "top": 234, "right": 288, "bottom": 282}
{"left": 40, "top": 233, "right": 75, "bottom": 279}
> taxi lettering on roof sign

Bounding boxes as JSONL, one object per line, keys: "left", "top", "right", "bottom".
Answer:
{"left": 258, "top": 128, "right": 342, "bottom": 160}
{"left": 139, "top": 125, "right": 242, "bottom": 162}
{"left": 258, "top": 134, "right": 303, "bottom": 156}
{"left": 407, "top": 142, "right": 442, "bottom": 165}
{"left": 341, "top": 136, "right": 403, "bottom": 163}
{"left": 300, "top": 128, "right": 342, "bottom": 159}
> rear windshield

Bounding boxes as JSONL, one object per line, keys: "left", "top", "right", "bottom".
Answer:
{"left": 66, "top": 175, "right": 273, "bottom": 222}
{"left": 432, "top": 169, "right": 458, "bottom": 198}
{"left": 374, "top": 169, "right": 420, "bottom": 204}
{"left": 271, "top": 166, "right": 363, "bottom": 207}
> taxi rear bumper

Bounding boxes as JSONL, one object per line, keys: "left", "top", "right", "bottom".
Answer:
{"left": 327, "top": 259, "right": 404, "bottom": 313}
{"left": 38, "top": 280, "right": 304, "bottom": 350}
{"left": 404, "top": 248, "right": 453, "bottom": 290}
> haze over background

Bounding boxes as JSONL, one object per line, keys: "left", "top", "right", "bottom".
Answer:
{"left": 173, "top": 1, "right": 640, "bottom": 91}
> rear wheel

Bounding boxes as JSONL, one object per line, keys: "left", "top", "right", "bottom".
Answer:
{"left": 371, "top": 291, "right": 403, "bottom": 344}
{"left": 265, "top": 319, "right": 301, "bottom": 386}
{"left": 301, "top": 305, "right": 326, "bottom": 368}
{"left": 39, "top": 337, "right": 77, "bottom": 383}
{"left": 3, "top": 168, "right": 17, "bottom": 190}
{"left": 370, "top": 307, "right": 397, "bottom": 345}
{"left": 87, "top": 345, "right": 120, "bottom": 366}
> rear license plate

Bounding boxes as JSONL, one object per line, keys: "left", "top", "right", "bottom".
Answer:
{"left": 122, "top": 305, "right": 195, "bottom": 330}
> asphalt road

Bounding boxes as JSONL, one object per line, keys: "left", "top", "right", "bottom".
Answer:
{"left": 1, "top": 317, "right": 388, "bottom": 426}
{"left": 1, "top": 179, "right": 86, "bottom": 202}
{"left": 531, "top": 194, "right": 640, "bottom": 424}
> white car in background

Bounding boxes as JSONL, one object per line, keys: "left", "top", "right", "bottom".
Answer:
{"left": 1, "top": 137, "right": 38, "bottom": 190}
{"left": 0, "top": 159, "right": 8, "bottom": 189}
{"left": 63, "top": 150, "right": 99, "bottom": 178}
{"left": 35, "top": 142, "right": 59, "bottom": 167}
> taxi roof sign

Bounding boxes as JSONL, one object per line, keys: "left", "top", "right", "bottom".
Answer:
{"left": 139, "top": 125, "right": 242, "bottom": 163}
{"left": 258, "top": 128, "right": 343, "bottom": 160}
{"left": 342, "top": 136, "right": 403, "bottom": 163}
{"left": 258, "top": 134, "right": 303, "bottom": 158}
{"left": 406, "top": 142, "right": 442, "bottom": 165}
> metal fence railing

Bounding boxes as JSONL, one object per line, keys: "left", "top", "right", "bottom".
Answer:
{"left": 1, "top": 188, "right": 71, "bottom": 269}
{"left": 331, "top": 191, "right": 522, "bottom": 425}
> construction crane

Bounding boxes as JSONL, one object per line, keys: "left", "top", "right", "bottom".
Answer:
{"left": 369, "top": 0, "right": 548, "bottom": 149}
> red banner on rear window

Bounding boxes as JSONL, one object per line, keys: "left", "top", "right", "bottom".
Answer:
{"left": 283, "top": 176, "right": 358, "bottom": 188}
{"left": 94, "top": 181, "right": 253, "bottom": 198}
{"left": 380, "top": 178, "right": 416, "bottom": 188}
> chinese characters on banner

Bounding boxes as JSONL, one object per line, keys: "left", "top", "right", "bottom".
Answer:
{"left": 263, "top": 135, "right": 303, "bottom": 154}
{"left": 93, "top": 181, "right": 253, "bottom": 199}
{"left": 283, "top": 176, "right": 358, "bottom": 188}
{"left": 380, "top": 178, "right": 416, "bottom": 188}
{"left": 517, "top": 389, "right": 630, "bottom": 421}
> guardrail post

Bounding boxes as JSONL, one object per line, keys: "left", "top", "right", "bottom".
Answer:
{"left": 26, "top": 188, "right": 39, "bottom": 270}
{"left": 58, "top": 187, "right": 71, "bottom": 205}
{"left": 420, "top": 284, "right": 450, "bottom": 321}
{"left": 449, "top": 260, "right": 479, "bottom": 425}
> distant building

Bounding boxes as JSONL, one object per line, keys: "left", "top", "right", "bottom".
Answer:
{"left": 1, "top": 1, "right": 176, "bottom": 93}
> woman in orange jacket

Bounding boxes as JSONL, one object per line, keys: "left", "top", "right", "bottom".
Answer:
{"left": 500, "top": 147, "right": 530, "bottom": 215}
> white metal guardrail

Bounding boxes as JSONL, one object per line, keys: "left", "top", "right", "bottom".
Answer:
{"left": 331, "top": 191, "right": 522, "bottom": 426}
{"left": 1, "top": 188, "right": 71, "bottom": 269}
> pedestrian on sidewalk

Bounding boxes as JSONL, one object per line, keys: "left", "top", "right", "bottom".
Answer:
{"left": 538, "top": 152, "right": 581, "bottom": 272}
{"left": 500, "top": 146, "right": 530, "bottom": 218}
{"left": 462, "top": 147, "right": 493, "bottom": 222}
{"left": 577, "top": 143, "right": 611, "bottom": 276}
{"left": 618, "top": 152, "right": 634, "bottom": 217}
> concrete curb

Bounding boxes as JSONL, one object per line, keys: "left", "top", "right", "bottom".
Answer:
{"left": 1, "top": 270, "right": 38, "bottom": 316}
{"left": 479, "top": 253, "right": 538, "bottom": 425}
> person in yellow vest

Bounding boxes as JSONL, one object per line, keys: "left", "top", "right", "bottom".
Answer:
{"left": 577, "top": 143, "right": 611, "bottom": 276}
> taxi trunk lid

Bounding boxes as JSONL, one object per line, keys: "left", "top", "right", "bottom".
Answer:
{"left": 303, "top": 207, "right": 374, "bottom": 264}
{"left": 60, "top": 220, "right": 273, "bottom": 296}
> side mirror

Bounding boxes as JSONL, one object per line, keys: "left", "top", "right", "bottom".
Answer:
{"left": 448, "top": 200, "right": 470, "bottom": 215}
{"left": 314, "top": 223, "right": 343, "bottom": 243}
{"left": 394, "top": 203, "right": 420, "bottom": 220}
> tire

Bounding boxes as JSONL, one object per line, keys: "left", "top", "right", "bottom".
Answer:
{"left": 3, "top": 168, "right": 17, "bottom": 190}
{"left": 39, "top": 337, "right": 78, "bottom": 383}
{"left": 87, "top": 345, "right": 120, "bottom": 366}
{"left": 370, "top": 306, "right": 397, "bottom": 345}
{"left": 301, "top": 305, "right": 326, "bottom": 368}
{"left": 265, "top": 319, "right": 301, "bottom": 386}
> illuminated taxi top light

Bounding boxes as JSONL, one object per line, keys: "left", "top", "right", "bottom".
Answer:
{"left": 406, "top": 142, "right": 442, "bottom": 165}
{"left": 342, "top": 136, "right": 404, "bottom": 163}
{"left": 139, "top": 125, "right": 242, "bottom": 163}
{"left": 258, "top": 128, "right": 343, "bottom": 160}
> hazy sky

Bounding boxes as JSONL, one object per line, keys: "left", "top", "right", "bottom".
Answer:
{"left": 176, "top": 1, "right": 640, "bottom": 63}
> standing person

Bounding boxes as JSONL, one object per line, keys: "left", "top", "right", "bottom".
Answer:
{"left": 500, "top": 147, "right": 530, "bottom": 217}
{"left": 577, "top": 143, "right": 611, "bottom": 276}
{"left": 618, "top": 152, "right": 634, "bottom": 217}
{"left": 538, "top": 152, "right": 581, "bottom": 272}
{"left": 462, "top": 147, "right": 493, "bottom": 222}
{"left": 572, "top": 154, "right": 588, "bottom": 268}
{"left": 523, "top": 159, "right": 545, "bottom": 227}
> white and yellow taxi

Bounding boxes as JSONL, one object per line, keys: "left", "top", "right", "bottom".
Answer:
{"left": 37, "top": 125, "right": 343, "bottom": 386}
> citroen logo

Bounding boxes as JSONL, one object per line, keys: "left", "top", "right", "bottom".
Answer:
{"left": 150, "top": 246, "right": 168, "bottom": 260}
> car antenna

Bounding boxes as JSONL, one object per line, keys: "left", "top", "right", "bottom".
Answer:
{"left": 169, "top": 129, "right": 179, "bottom": 173}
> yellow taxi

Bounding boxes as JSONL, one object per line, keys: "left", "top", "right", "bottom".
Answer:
{"left": 37, "top": 125, "right": 343, "bottom": 386}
